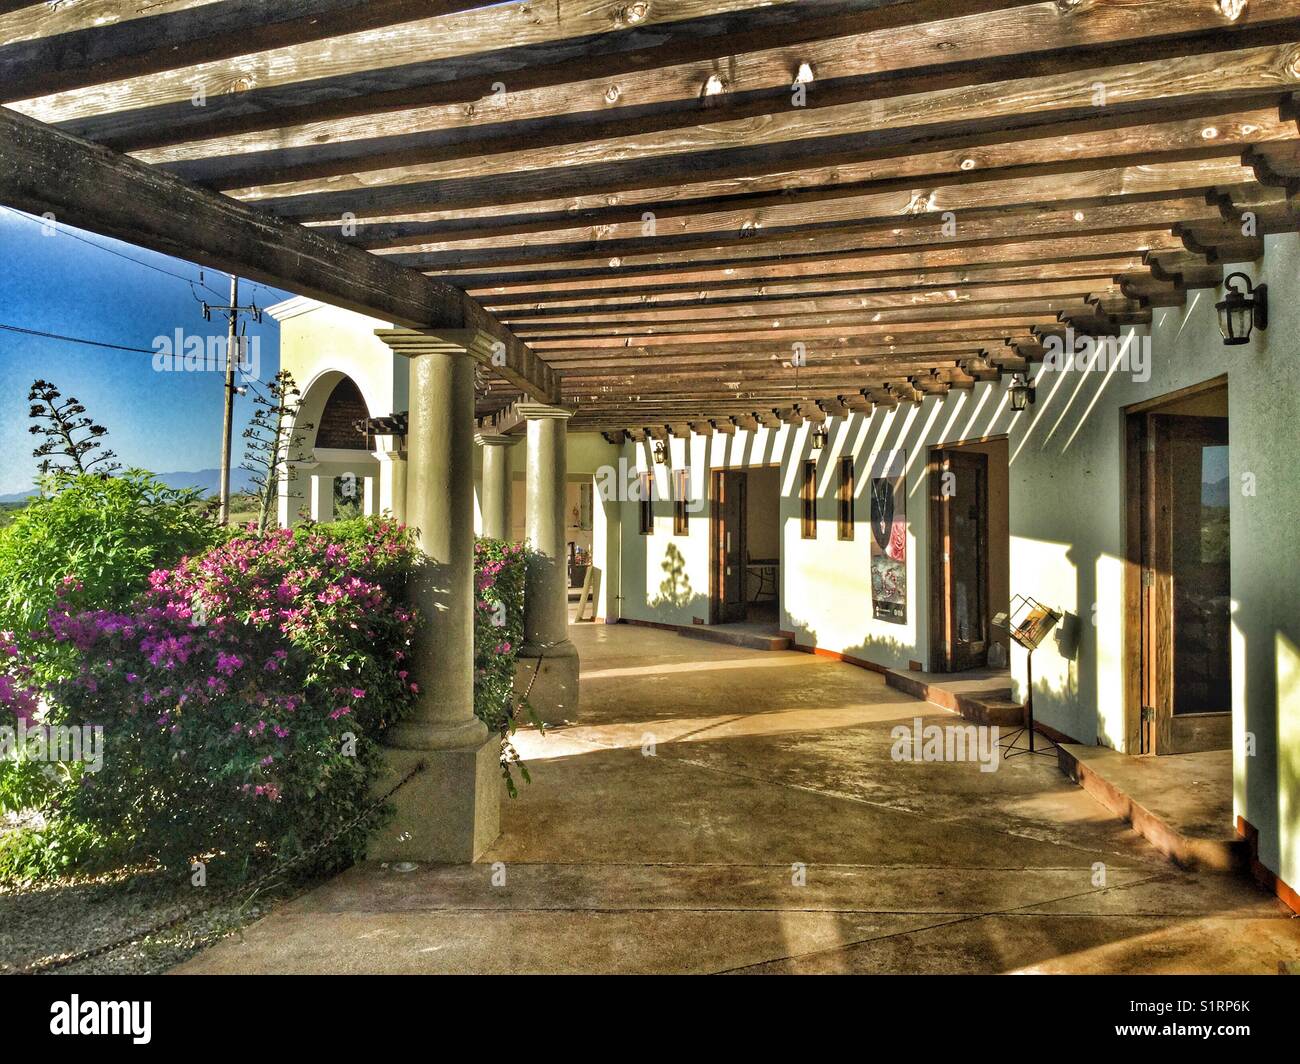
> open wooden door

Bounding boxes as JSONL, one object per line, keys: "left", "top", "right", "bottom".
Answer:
{"left": 1140, "top": 413, "right": 1232, "bottom": 753}
{"left": 931, "top": 449, "right": 989, "bottom": 671}
{"left": 711, "top": 469, "right": 747, "bottom": 623}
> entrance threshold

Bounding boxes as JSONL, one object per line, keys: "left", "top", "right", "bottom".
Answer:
{"left": 1058, "top": 745, "right": 1245, "bottom": 872}
{"left": 680, "top": 619, "right": 791, "bottom": 652}
{"left": 883, "top": 667, "right": 1024, "bottom": 727}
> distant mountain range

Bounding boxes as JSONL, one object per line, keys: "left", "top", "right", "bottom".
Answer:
{"left": 1202, "top": 475, "right": 1231, "bottom": 509}
{"left": 0, "top": 468, "right": 258, "bottom": 503}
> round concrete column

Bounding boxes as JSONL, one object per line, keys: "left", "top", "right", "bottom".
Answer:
{"left": 388, "top": 347, "right": 486, "bottom": 751}
{"left": 516, "top": 403, "right": 580, "bottom": 723}
{"left": 475, "top": 432, "right": 517, "bottom": 541}
{"left": 370, "top": 337, "right": 500, "bottom": 864}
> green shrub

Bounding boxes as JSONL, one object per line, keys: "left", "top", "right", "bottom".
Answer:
{"left": 473, "top": 537, "right": 530, "bottom": 795}
{"left": 26, "top": 518, "right": 420, "bottom": 879}
{"left": 0, "top": 470, "right": 218, "bottom": 643}
{"left": 0, "top": 471, "right": 220, "bottom": 829}
{"left": 0, "top": 815, "right": 120, "bottom": 885}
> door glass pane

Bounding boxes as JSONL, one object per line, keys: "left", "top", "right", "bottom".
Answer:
{"left": 949, "top": 463, "right": 983, "bottom": 645}
{"left": 1171, "top": 432, "right": 1231, "bottom": 714}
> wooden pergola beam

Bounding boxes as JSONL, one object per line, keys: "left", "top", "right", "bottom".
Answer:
{"left": 0, "top": 106, "right": 558, "bottom": 403}
{"left": 31, "top": 0, "right": 1036, "bottom": 150}
{"left": 0, "top": 1, "right": 499, "bottom": 102}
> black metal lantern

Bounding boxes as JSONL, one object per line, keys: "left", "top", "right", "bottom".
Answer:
{"left": 1216, "top": 272, "right": 1267, "bottom": 346}
{"left": 652, "top": 440, "right": 668, "bottom": 464}
{"left": 810, "top": 424, "right": 828, "bottom": 451}
{"left": 1009, "top": 374, "right": 1035, "bottom": 411}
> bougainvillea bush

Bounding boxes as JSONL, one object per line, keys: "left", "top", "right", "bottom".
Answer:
{"left": 31, "top": 517, "right": 420, "bottom": 877}
{"left": 473, "top": 537, "right": 529, "bottom": 793}
{"left": 0, "top": 471, "right": 221, "bottom": 862}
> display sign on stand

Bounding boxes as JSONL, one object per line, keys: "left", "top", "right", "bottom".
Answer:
{"left": 997, "top": 595, "right": 1063, "bottom": 758}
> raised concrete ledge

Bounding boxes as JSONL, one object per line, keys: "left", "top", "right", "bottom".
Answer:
{"left": 618, "top": 617, "right": 791, "bottom": 652}
{"left": 881, "top": 668, "right": 1026, "bottom": 727}
{"left": 1057, "top": 743, "right": 1247, "bottom": 873}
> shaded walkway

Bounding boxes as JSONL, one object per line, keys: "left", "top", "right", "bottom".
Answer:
{"left": 176, "top": 623, "right": 1300, "bottom": 974}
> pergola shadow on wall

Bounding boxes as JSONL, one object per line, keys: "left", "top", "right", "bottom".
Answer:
{"left": 4, "top": 0, "right": 1300, "bottom": 872}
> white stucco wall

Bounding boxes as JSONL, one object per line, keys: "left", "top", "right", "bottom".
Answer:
{"left": 616, "top": 392, "right": 1019, "bottom": 670}
{"left": 1008, "top": 231, "right": 1300, "bottom": 892}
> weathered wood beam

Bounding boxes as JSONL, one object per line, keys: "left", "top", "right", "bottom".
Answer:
{"left": 359, "top": 157, "right": 1254, "bottom": 263}
{"left": 438, "top": 229, "right": 1189, "bottom": 291}
{"left": 385, "top": 193, "right": 1224, "bottom": 272}
{"left": 30, "top": 0, "right": 1030, "bottom": 149}
{"left": 0, "top": 106, "right": 557, "bottom": 403}
{"left": 225, "top": 40, "right": 1300, "bottom": 214}
{"left": 119, "top": 1, "right": 1275, "bottom": 183}
{"left": 227, "top": 100, "right": 1290, "bottom": 225}
{"left": 500, "top": 278, "right": 1118, "bottom": 324}
{"left": 477, "top": 257, "right": 1146, "bottom": 307}
{"left": 0, "top": 1, "right": 499, "bottom": 102}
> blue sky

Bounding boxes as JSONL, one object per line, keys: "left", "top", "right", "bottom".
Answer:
{"left": 0, "top": 207, "right": 289, "bottom": 497}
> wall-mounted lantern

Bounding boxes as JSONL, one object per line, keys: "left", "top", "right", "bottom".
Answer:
{"left": 1216, "top": 272, "right": 1267, "bottom": 346}
{"left": 1009, "top": 374, "right": 1036, "bottom": 411}
{"left": 652, "top": 440, "right": 668, "bottom": 464}
{"left": 810, "top": 424, "right": 829, "bottom": 451}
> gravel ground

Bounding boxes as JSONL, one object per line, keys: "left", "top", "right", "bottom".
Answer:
{"left": 0, "top": 858, "right": 319, "bottom": 975}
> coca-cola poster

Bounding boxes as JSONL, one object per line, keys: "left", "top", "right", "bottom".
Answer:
{"left": 869, "top": 450, "right": 907, "bottom": 623}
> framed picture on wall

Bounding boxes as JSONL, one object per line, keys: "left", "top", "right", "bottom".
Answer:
{"left": 869, "top": 450, "right": 907, "bottom": 623}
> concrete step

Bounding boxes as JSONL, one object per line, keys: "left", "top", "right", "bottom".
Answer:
{"left": 678, "top": 624, "right": 792, "bottom": 652}
{"left": 1057, "top": 743, "right": 1247, "bottom": 873}
{"left": 884, "top": 670, "right": 1025, "bottom": 727}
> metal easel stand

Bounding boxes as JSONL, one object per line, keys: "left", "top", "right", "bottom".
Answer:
{"left": 998, "top": 594, "right": 1063, "bottom": 760}
{"left": 999, "top": 648, "right": 1059, "bottom": 759}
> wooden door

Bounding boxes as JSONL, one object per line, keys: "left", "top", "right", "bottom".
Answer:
{"left": 932, "top": 450, "right": 990, "bottom": 671}
{"left": 1141, "top": 414, "right": 1231, "bottom": 754}
{"left": 711, "top": 469, "right": 747, "bottom": 623}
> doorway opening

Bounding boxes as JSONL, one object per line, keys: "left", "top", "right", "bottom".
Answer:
{"left": 928, "top": 437, "right": 1010, "bottom": 672}
{"left": 710, "top": 466, "right": 781, "bottom": 627}
{"left": 1126, "top": 380, "right": 1231, "bottom": 754}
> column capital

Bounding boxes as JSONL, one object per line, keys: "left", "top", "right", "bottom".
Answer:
{"left": 517, "top": 402, "right": 576, "bottom": 421}
{"left": 474, "top": 431, "right": 521, "bottom": 448}
{"left": 374, "top": 327, "right": 479, "bottom": 358}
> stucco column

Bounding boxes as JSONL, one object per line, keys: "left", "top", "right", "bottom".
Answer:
{"left": 369, "top": 332, "right": 499, "bottom": 863}
{"left": 515, "top": 403, "right": 580, "bottom": 723}
{"left": 277, "top": 460, "right": 312, "bottom": 527}
{"left": 475, "top": 432, "right": 517, "bottom": 541}
{"left": 375, "top": 434, "right": 407, "bottom": 523}
{"left": 309, "top": 473, "right": 333, "bottom": 523}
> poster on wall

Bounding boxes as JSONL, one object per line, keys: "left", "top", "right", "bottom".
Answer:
{"left": 869, "top": 450, "right": 907, "bottom": 623}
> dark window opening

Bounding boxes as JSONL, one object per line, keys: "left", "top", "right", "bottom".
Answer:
{"left": 673, "top": 468, "right": 690, "bottom": 536}
{"left": 838, "top": 455, "right": 855, "bottom": 540}
{"left": 638, "top": 471, "right": 654, "bottom": 535}
{"left": 801, "top": 459, "right": 817, "bottom": 539}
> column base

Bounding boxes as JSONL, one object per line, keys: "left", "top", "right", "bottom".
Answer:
{"left": 514, "top": 639, "right": 580, "bottom": 725}
{"left": 367, "top": 734, "right": 501, "bottom": 864}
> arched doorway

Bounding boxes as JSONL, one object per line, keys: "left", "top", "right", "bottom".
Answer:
{"left": 280, "top": 371, "right": 383, "bottom": 524}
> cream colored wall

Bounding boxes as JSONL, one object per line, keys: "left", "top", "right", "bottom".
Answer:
{"left": 471, "top": 431, "right": 622, "bottom": 618}
{"left": 275, "top": 300, "right": 404, "bottom": 422}
{"left": 617, "top": 394, "right": 1019, "bottom": 667}
{"left": 270, "top": 299, "right": 405, "bottom": 524}
{"left": 1009, "top": 231, "right": 1300, "bottom": 894}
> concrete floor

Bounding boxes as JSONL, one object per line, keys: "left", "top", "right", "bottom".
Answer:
{"left": 175, "top": 621, "right": 1300, "bottom": 974}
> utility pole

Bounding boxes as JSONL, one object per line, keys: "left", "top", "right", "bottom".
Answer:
{"left": 203, "top": 274, "right": 262, "bottom": 525}
{"left": 218, "top": 274, "right": 238, "bottom": 525}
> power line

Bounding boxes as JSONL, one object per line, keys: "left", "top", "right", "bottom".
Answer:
{"left": 0, "top": 205, "right": 226, "bottom": 300}
{"left": 0, "top": 321, "right": 160, "bottom": 356}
